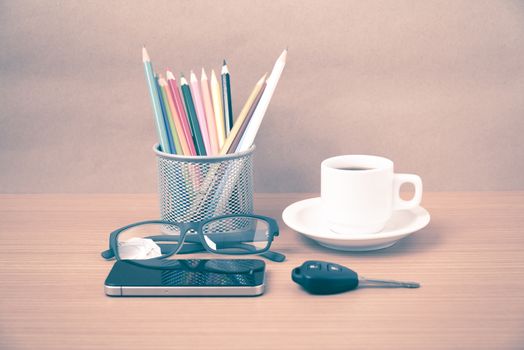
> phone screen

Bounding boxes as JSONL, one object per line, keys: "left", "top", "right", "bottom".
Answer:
{"left": 105, "top": 259, "right": 265, "bottom": 288}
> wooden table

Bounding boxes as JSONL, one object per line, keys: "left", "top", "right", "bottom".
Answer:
{"left": 0, "top": 193, "right": 523, "bottom": 350}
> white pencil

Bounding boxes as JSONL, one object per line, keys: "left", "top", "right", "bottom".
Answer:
{"left": 235, "top": 49, "right": 287, "bottom": 152}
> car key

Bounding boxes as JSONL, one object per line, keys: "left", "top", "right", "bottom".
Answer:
{"left": 292, "top": 260, "right": 420, "bottom": 295}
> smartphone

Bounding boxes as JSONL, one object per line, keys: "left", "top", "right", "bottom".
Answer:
{"left": 104, "top": 259, "right": 265, "bottom": 297}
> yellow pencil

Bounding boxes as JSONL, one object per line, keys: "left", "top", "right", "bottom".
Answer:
{"left": 220, "top": 74, "right": 267, "bottom": 155}
{"left": 210, "top": 69, "right": 226, "bottom": 148}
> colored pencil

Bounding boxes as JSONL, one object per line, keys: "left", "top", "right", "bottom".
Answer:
{"left": 210, "top": 78, "right": 267, "bottom": 215}
{"left": 166, "top": 70, "right": 196, "bottom": 156}
{"left": 159, "top": 77, "right": 189, "bottom": 155}
{"left": 189, "top": 71, "right": 211, "bottom": 154}
{"left": 142, "top": 47, "right": 170, "bottom": 153}
{"left": 220, "top": 74, "right": 267, "bottom": 155}
{"left": 221, "top": 60, "right": 233, "bottom": 135}
{"left": 210, "top": 70, "right": 226, "bottom": 148}
{"left": 228, "top": 79, "right": 266, "bottom": 154}
{"left": 236, "top": 49, "right": 287, "bottom": 152}
{"left": 155, "top": 74, "right": 175, "bottom": 154}
{"left": 200, "top": 68, "right": 220, "bottom": 155}
{"left": 211, "top": 73, "right": 271, "bottom": 215}
{"left": 158, "top": 75, "right": 182, "bottom": 154}
{"left": 180, "top": 75, "right": 207, "bottom": 156}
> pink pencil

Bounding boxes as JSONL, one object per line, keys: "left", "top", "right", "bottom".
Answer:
{"left": 166, "top": 70, "right": 196, "bottom": 156}
{"left": 200, "top": 68, "right": 219, "bottom": 155}
{"left": 189, "top": 70, "right": 211, "bottom": 155}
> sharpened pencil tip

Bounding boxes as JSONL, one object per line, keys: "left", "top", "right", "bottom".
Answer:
{"left": 223, "top": 59, "right": 227, "bottom": 65}
{"left": 258, "top": 73, "right": 268, "bottom": 85}
{"left": 166, "top": 70, "right": 175, "bottom": 80}
{"left": 278, "top": 49, "right": 287, "bottom": 63}
{"left": 142, "top": 46, "right": 150, "bottom": 62}
{"left": 201, "top": 68, "right": 208, "bottom": 80}
{"left": 221, "top": 63, "right": 229, "bottom": 75}
{"left": 190, "top": 70, "right": 198, "bottom": 82}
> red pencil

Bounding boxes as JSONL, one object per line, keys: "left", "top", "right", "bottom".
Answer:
{"left": 166, "top": 70, "right": 197, "bottom": 156}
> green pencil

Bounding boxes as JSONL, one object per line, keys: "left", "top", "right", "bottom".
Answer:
{"left": 180, "top": 75, "right": 207, "bottom": 156}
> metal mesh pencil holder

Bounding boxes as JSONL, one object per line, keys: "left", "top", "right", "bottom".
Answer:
{"left": 154, "top": 144, "right": 255, "bottom": 224}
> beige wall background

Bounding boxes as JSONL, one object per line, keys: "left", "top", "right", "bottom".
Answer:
{"left": 1, "top": 0, "right": 523, "bottom": 193}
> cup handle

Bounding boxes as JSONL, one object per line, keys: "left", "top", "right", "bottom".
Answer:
{"left": 393, "top": 174, "right": 423, "bottom": 210}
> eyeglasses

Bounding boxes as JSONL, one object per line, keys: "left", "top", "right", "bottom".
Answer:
{"left": 101, "top": 214, "right": 285, "bottom": 263}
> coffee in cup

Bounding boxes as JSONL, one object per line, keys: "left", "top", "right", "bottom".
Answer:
{"left": 321, "top": 155, "right": 422, "bottom": 234}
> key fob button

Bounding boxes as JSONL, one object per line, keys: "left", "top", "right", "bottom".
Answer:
{"left": 307, "top": 263, "right": 320, "bottom": 270}
{"left": 328, "top": 264, "right": 342, "bottom": 272}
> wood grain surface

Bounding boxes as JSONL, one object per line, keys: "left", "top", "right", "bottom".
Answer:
{"left": 0, "top": 193, "right": 523, "bottom": 350}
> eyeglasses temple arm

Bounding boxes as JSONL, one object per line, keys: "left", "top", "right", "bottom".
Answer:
{"left": 259, "top": 250, "right": 286, "bottom": 262}
{"left": 101, "top": 249, "right": 115, "bottom": 260}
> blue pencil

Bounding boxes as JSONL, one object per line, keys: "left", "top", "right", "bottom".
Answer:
{"left": 142, "top": 47, "right": 171, "bottom": 153}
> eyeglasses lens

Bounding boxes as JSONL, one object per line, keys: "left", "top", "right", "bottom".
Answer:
{"left": 201, "top": 217, "right": 270, "bottom": 254}
{"left": 116, "top": 223, "right": 182, "bottom": 260}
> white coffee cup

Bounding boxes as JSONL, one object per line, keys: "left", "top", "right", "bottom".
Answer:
{"left": 321, "top": 155, "right": 423, "bottom": 234}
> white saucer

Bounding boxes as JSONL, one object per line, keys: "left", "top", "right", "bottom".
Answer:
{"left": 282, "top": 197, "right": 430, "bottom": 251}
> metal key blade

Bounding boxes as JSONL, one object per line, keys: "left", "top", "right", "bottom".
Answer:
{"left": 359, "top": 276, "right": 420, "bottom": 288}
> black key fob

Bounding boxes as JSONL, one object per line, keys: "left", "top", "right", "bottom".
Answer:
{"left": 292, "top": 260, "right": 359, "bottom": 295}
